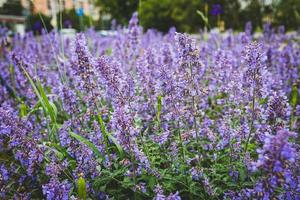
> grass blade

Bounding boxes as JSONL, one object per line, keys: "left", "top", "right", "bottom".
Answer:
{"left": 69, "top": 131, "right": 102, "bottom": 158}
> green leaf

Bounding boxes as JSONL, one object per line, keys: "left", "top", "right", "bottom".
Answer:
{"left": 291, "top": 84, "right": 298, "bottom": 109}
{"left": 105, "top": 48, "right": 112, "bottom": 56}
{"left": 97, "top": 114, "right": 124, "bottom": 158}
{"left": 69, "top": 160, "right": 77, "bottom": 170}
{"left": 20, "top": 101, "right": 27, "bottom": 118}
{"left": 44, "top": 146, "right": 64, "bottom": 161}
{"left": 21, "top": 67, "right": 58, "bottom": 141}
{"left": 98, "top": 114, "right": 107, "bottom": 136}
{"left": 294, "top": 8, "right": 300, "bottom": 22}
{"left": 196, "top": 10, "right": 209, "bottom": 27}
{"left": 47, "top": 142, "right": 73, "bottom": 159}
{"left": 27, "top": 100, "right": 43, "bottom": 116}
{"left": 100, "top": 185, "right": 106, "bottom": 192}
{"left": 21, "top": 67, "right": 47, "bottom": 112}
{"left": 238, "top": 168, "right": 246, "bottom": 182}
{"left": 36, "top": 80, "right": 57, "bottom": 123}
{"left": 69, "top": 131, "right": 102, "bottom": 158}
{"left": 156, "top": 95, "right": 162, "bottom": 121}
{"left": 107, "top": 133, "right": 124, "bottom": 158}
{"left": 148, "top": 176, "right": 156, "bottom": 190}
{"left": 78, "top": 176, "right": 87, "bottom": 200}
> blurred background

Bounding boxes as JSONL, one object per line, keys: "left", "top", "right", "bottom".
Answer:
{"left": 0, "top": 0, "right": 299, "bottom": 35}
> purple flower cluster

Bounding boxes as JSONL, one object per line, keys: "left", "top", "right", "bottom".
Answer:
{"left": 42, "top": 178, "right": 71, "bottom": 200}
{"left": 250, "top": 129, "right": 298, "bottom": 199}
{"left": 70, "top": 33, "right": 99, "bottom": 109}
{"left": 0, "top": 13, "right": 299, "bottom": 199}
{"left": 0, "top": 108, "right": 44, "bottom": 176}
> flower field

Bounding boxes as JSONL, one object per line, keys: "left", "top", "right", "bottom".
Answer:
{"left": 0, "top": 13, "right": 300, "bottom": 199}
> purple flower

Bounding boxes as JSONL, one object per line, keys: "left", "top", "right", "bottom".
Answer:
{"left": 33, "top": 21, "right": 42, "bottom": 31}
{"left": 242, "top": 41, "right": 266, "bottom": 99}
{"left": 210, "top": 4, "right": 223, "bottom": 16}
{"left": 166, "top": 191, "right": 181, "bottom": 200}
{"left": 0, "top": 164, "right": 9, "bottom": 181}
{"left": 128, "top": 12, "right": 140, "bottom": 50}
{"left": 134, "top": 182, "right": 147, "bottom": 193}
{"left": 250, "top": 129, "right": 297, "bottom": 198}
{"left": 96, "top": 55, "right": 124, "bottom": 105}
{"left": 189, "top": 167, "right": 203, "bottom": 181}
{"left": 245, "top": 22, "right": 252, "bottom": 35}
{"left": 70, "top": 33, "right": 99, "bottom": 108}
{"left": 64, "top": 20, "right": 72, "bottom": 28}
{"left": 42, "top": 178, "right": 71, "bottom": 200}
{"left": 59, "top": 85, "right": 79, "bottom": 116}
{"left": 0, "top": 107, "right": 44, "bottom": 176}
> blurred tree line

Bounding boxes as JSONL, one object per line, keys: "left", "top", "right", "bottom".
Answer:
{"left": 1, "top": 0, "right": 299, "bottom": 33}
{"left": 1, "top": 0, "right": 97, "bottom": 33}
{"left": 25, "top": 9, "right": 92, "bottom": 34}
{"left": 0, "top": 0, "right": 23, "bottom": 16}
{"left": 97, "top": 0, "right": 300, "bottom": 32}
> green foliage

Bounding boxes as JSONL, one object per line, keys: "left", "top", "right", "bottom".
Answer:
{"left": 26, "top": 14, "right": 53, "bottom": 34}
{"left": 156, "top": 95, "right": 162, "bottom": 122}
{"left": 221, "top": 0, "right": 241, "bottom": 30}
{"left": 197, "top": 10, "right": 210, "bottom": 28}
{"left": 138, "top": 0, "right": 243, "bottom": 32}
{"left": 290, "top": 83, "right": 299, "bottom": 130}
{"left": 4, "top": 68, "right": 273, "bottom": 199}
{"left": 97, "top": 0, "right": 139, "bottom": 25}
{"left": 6, "top": 29, "right": 297, "bottom": 199}
{"left": 274, "top": 0, "right": 300, "bottom": 30}
{"left": 78, "top": 176, "right": 87, "bottom": 200}
{"left": 21, "top": 67, "right": 58, "bottom": 141}
{"left": 97, "top": 114, "right": 124, "bottom": 158}
{"left": 239, "top": 0, "right": 263, "bottom": 31}
{"left": 139, "top": 0, "right": 203, "bottom": 33}
{"left": 0, "top": 0, "right": 23, "bottom": 16}
{"left": 291, "top": 84, "right": 299, "bottom": 109}
{"left": 56, "top": 9, "right": 92, "bottom": 31}
{"left": 95, "top": 0, "right": 299, "bottom": 33}
{"left": 70, "top": 131, "right": 102, "bottom": 158}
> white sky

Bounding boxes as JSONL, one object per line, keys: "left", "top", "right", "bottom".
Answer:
{"left": 240, "top": 0, "right": 274, "bottom": 9}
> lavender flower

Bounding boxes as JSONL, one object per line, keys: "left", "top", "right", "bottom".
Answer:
{"left": 0, "top": 107, "right": 44, "bottom": 176}
{"left": 70, "top": 33, "right": 99, "bottom": 108}
{"left": 42, "top": 178, "right": 71, "bottom": 200}
{"left": 128, "top": 12, "right": 140, "bottom": 51}
{"left": 166, "top": 191, "right": 181, "bottom": 200}
{"left": 250, "top": 129, "right": 298, "bottom": 198}
{"left": 0, "top": 15, "right": 299, "bottom": 200}
{"left": 59, "top": 85, "right": 79, "bottom": 116}
{"left": 210, "top": 4, "right": 223, "bottom": 16}
{"left": 242, "top": 41, "right": 266, "bottom": 99}
{"left": 0, "top": 165, "right": 8, "bottom": 182}
{"left": 96, "top": 55, "right": 124, "bottom": 105}
{"left": 245, "top": 21, "right": 252, "bottom": 36}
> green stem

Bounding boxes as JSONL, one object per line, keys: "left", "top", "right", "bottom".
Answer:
{"left": 177, "top": 121, "right": 185, "bottom": 162}
{"left": 244, "top": 89, "right": 255, "bottom": 153}
{"left": 131, "top": 153, "right": 137, "bottom": 200}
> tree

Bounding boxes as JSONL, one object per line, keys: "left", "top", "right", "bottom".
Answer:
{"left": 239, "top": 0, "right": 263, "bottom": 31}
{"left": 139, "top": 0, "right": 241, "bottom": 33}
{"left": 26, "top": 14, "right": 53, "bottom": 34}
{"left": 97, "top": 0, "right": 139, "bottom": 25}
{"left": 139, "top": 0, "right": 203, "bottom": 33}
{"left": 96, "top": 0, "right": 299, "bottom": 33}
{"left": 0, "top": 0, "right": 23, "bottom": 16}
{"left": 274, "top": 0, "right": 300, "bottom": 30}
{"left": 56, "top": 9, "right": 92, "bottom": 31}
{"left": 222, "top": 0, "right": 241, "bottom": 30}
{"left": 138, "top": 0, "right": 175, "bottom": 33}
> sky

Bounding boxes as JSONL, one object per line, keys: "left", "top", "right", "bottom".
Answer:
{"left": 240, "top": 0, "right": 273, "bottom": 9}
